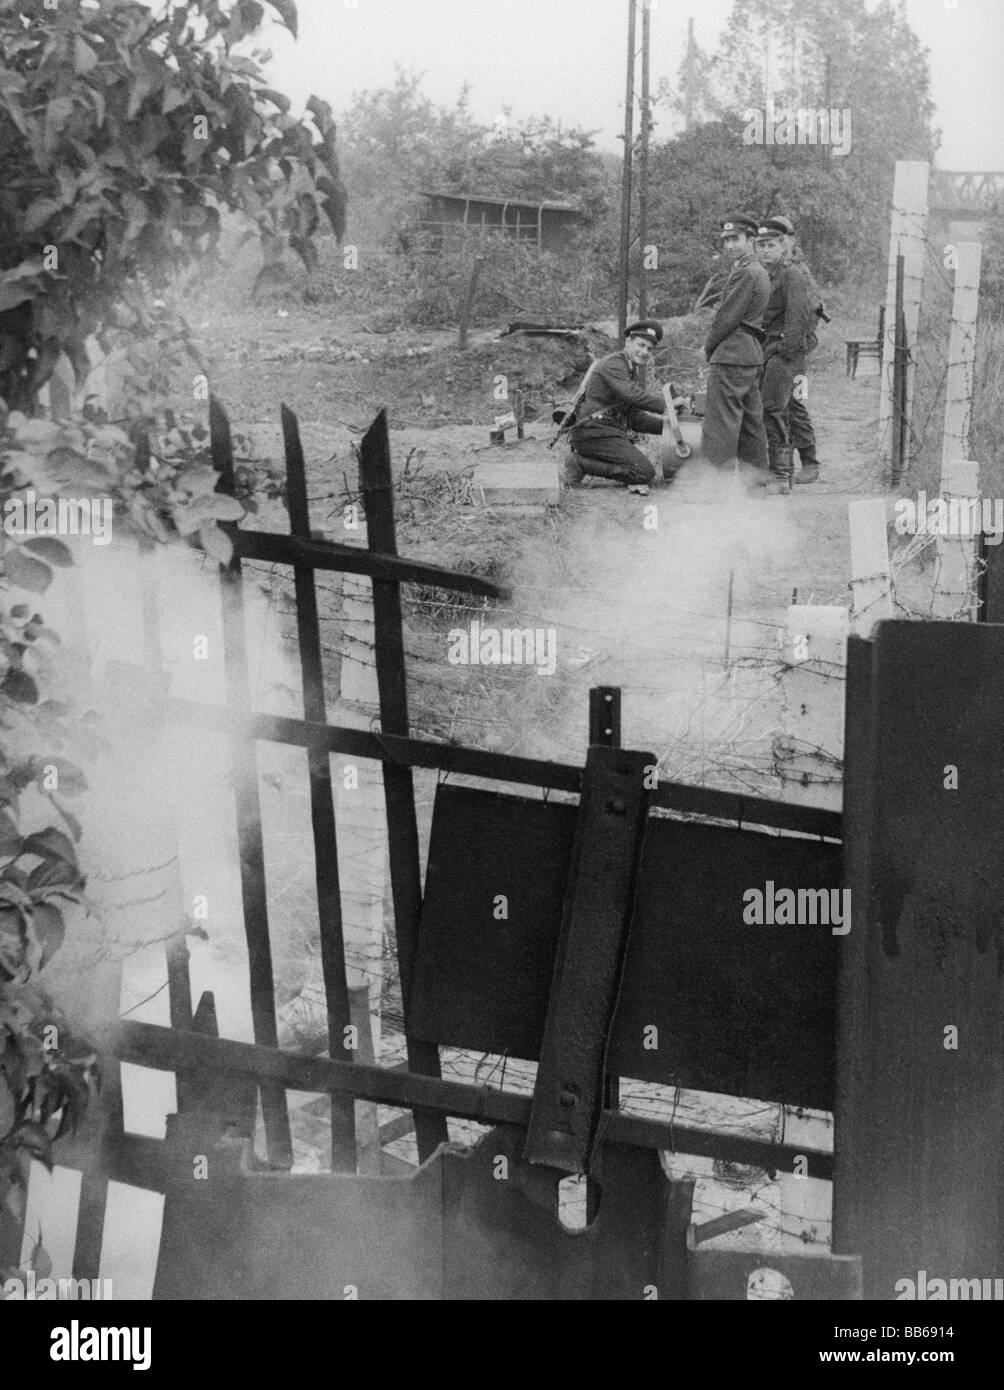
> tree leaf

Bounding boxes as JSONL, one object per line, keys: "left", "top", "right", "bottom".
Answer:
{"left": 266, "top": 0, "right": 298, "bottom": 38}
{"left": 197, "top": 493, "right": 244, "bottom": 522}
{"left": 0, "top": 812, "right": 21, "bottom": 858}
{"left": 198, "top": 521, "right": 234, "bottom": 566}
{"left": 20, "top": 828, "right": 78, "bottom": 873}
{"left": 21, "top": 199, "right": 64, "bottom": 236}
{"left": 12, "top": 419, "right": 60, "bottom": 446}
{"left": 22, "top": 537, "right": 73, "bottom": 568}
{"left": 73, "top": 37, "right": 98, "bottom": 75}
{"left": 10, "top": 1123, "right": 52, "bottom": 1172}
{"left": 0, "top": 669, "right": 39, "bottom": 705}
{"left": 29, "top": 903, "right": 64, "bottom": 969}
{"left": 3, "top": 549, "right": 53, "bottom": 595}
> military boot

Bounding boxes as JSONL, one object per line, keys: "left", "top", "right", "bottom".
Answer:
{"left": 563, "top": 451, "right": 586, "bottom": 487}
{"left": 794, "top": 449, "right": 820, "bottom": 484}
{"left": 762, "top": 444, "right": 793, "bottom": 496}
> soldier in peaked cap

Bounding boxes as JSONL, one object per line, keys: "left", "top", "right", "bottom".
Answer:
{"left": 754, "top": 215, "right": 814, "bottom": 495}
{"left": 769, "top": 214, "right": 827, "bottom": 484}
{"left": 563, "top": 319, "right": 668, "bottom": 497}
{"left": 700, "top": 215, "right": 770, "bottom": 472}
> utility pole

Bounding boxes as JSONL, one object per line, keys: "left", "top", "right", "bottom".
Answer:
{"left": 684, "top": 17, "right": 695, "bottom": 132}
{"left": 617, "top": 0, "right": 636, "bottom": 342}
{"left": 637, "top": 0, "right": 651, "bottom": 324}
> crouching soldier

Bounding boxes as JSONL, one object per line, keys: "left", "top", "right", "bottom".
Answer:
{"left": 563, "top": 320, "right": 667, "bottom": 497}
{"left": 701, "top": 214, "right": 771, "bottom": 473}
{"left": 754, "top": 215, "right": 813, "bottom": 495}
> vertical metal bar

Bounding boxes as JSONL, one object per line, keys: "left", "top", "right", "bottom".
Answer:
{"left": 589, "top": 686, "right": 622, "bottom": 749}
{"left": 281, "top": 404, "right": 357, "bottom": 1171}
{"left": 617, "top": 0, "right": 637, "bottom": 341}
{"left": 358, "top": 410, "right": 448, "bottom": 1161}
{"left": 210, "top": 396, "right": 292, "bottom": 1169}
{"left": 587, "top": 686, "right": 623, "bottom": 1193}
{"left": 524, "top": 745, "right": 654, "bottom": 1174}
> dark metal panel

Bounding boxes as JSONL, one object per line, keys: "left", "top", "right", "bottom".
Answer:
{"left": 281, "top": 404, "right": 355, "bottom": 1171}
{"left": 154, "top": 1131, "right": 444, "bottom": 1300}
{"left": 649, "top": 781, "right": 841, "bottom": 839}
{"left": 524, "top": 746, "right": 653, "bottom": 1173}
{"left": 408, "top": 783, "right": 577, "bottom": 1057}
{"left": 359, "top": 410, "right": 448, "bottom": 1160}
{"left": 609, "top": 819, "right": 841, "bottom": 1109}
{"left": 441, "top": 1125, "right": 692, "bottom": 1300}
{"left": 834, "top": 619, "right": 1004, "bottom": 1298}
{"left": 411, "top": 785, "right": 840, "bottom": 1110}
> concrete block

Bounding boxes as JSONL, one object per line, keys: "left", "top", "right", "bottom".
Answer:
{"left": 473, "top": 451, "right": 561, "bottom": 506}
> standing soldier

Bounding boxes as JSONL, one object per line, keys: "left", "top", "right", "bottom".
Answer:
{"left": 754, "top": 215, "right": 813, "bottom": 495}
{"left": 701, "top": 215, "right": 770, "bottom": 473}
{"left": 563, "top": 319, "right": 667, "bottom": 498}
{"left": 780, "top": 218, "right": 827, "bottom": 484}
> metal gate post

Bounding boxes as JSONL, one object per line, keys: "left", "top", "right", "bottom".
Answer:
{"left": 524, "top": 743, "right": 653, "bottom": 1174}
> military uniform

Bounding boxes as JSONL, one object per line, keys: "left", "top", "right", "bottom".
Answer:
{"left": 567, "top": 320, "right": 665, "bottom": 487}
{"left": 759, "top": 226, "right": 813, "bottom": 488}
{"left": 787, "top": 246, "right": 825, "bottom": 481}
{"left": 701, "top": 216, "right": 770, "bottom": 470}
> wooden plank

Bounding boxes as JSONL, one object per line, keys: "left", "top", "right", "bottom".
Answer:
{"left": 358, "top": 410, "right": 448, "bottom": 1160}
{"left": 115, "top": 1021, "right": 834, "bottom": 1179}
{"left": 235, "top": 528, "right": 511, "bottom": 599}
{"left": 281, "top": 404, "right": 356, "bottom": 1171}
{"left": 166, "top": 698, "right": 844, "bottom": 839}
{"left": 211, "top": 396, "right": 292, "bottom": 1169}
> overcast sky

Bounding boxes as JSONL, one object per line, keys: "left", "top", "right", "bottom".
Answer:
{"left": 260, "top": 0, "right": 1004, "bottom": 169}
